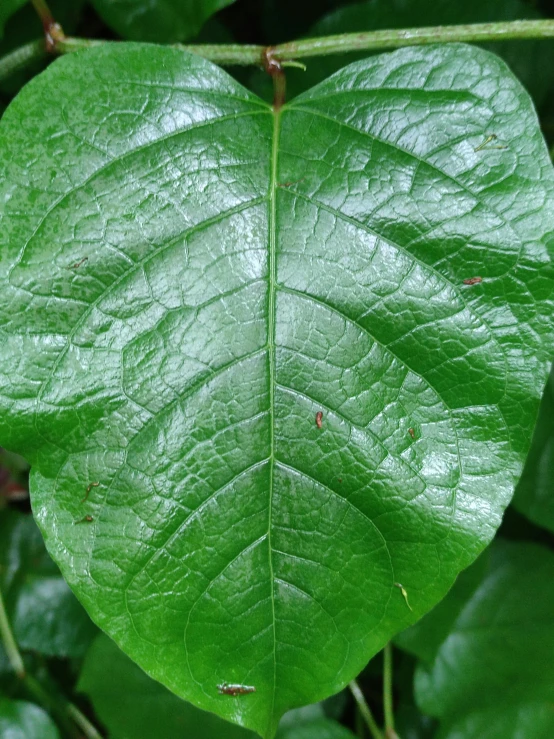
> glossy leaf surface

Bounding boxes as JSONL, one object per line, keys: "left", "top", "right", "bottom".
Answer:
{"left": 90, "top": 0, "right": 236, "bottom": 42}
{"left": 0, "top": 43, "right": 554, "bottom": 736}
{"left": 415, "top": 541, "right": 554, "bottom": 738}
{"left": 0, "top": 698, "right": 60, "bottom": 739}
{"left": 512, "top": 366, "right": 554, "bottom": 533}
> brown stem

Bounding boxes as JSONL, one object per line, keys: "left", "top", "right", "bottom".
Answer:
{"left": 31, "top": 0, "right": 65, "bottom": 52}
{"left": 263, "top": 47, "right": 286, "bottom": 110}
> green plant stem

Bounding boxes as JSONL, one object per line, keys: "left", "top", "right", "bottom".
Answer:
{"left": 383, "top": 644, "right": 398, "bottom": 739}
{"left": 349, "top": 680, "right": 384, "bottom": 739}
{"left": 67, "top": 703, "right": 104, "bottom": 739}
{"left": 273, "top": 19, "right": 554, "bottom": 60}
{"left": 31, "top": 0, "right": 55, "bottom": 27}
{"left": 355, "top": 705, "right": 366, "bottom": 738}
{"left": 0, "top": 587, "right": 25, "bottom": 678}
{"left": 1, "top": 17, "right": 554, "bottom": 81}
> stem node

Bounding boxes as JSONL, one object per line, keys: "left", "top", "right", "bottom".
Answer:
{"left": 263, "top": 47, "right": 286, "bottom": 110}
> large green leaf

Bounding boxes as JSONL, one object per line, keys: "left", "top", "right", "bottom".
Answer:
{"left": 0, "top": 510, "right": 97, "bottom": 658}
{"left": 90, "top": 0, "right": 236, "bottom": 42}
{"left": 0, "top": 43, "right": 553, "bottom": 737}
{"left": 0, "top": 698, "right": 60, "bottom": 739}
{"left": 415, "top": 540, "right": 554, "bottom": 738}
{"left": 512, "top": 365, "right": 554, "bottom": 533}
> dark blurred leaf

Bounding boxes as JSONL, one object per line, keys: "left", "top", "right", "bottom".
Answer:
{"left": 0, "top": 0, "right": 26, "bottom": 39}
{"left": 415, "top": 540, "right": 554, "bottom": 738}
{"left": 0, "top": 0, "right": 86, "bottom": 96}
{"left": 277, "top": 718, "right": 357, "bottom": 739}
{"left": 90, "top": 0, "right": 237, "bottom": 42}
{"left": 0, "top": 698, "right": 60, "bottom": 739}
{"left": 0, "top": 510, "right": 97, "bottom": 658}
{"left": 394, "top": 551, "right": 489, "bottom": 663}
{"left": 78, "top": 634, "right": 257, "bottom": 739}
{"left": 395, "top": 704, "right": 437, "bottom": 739}
{"left": 277, "top": 0, "right": 554, "bottom": 103}
{"left": 512, "top": 366, "right": 554, "bottom": 534}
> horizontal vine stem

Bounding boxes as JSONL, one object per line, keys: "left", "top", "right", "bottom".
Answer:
{"left": 273, "top": 19, "right": 554, "bottom": 60}
{"left": 1, "top": 18, "right": 554, "bottom": 81}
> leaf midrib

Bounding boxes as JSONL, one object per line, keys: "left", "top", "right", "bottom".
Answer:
{"left": 266, "top": 104, "right": 281, "bottom": 736}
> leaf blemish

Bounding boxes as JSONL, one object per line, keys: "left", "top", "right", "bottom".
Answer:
{"left": 474, "top": 134, "right": 507, "bottom": 152}
{"left": 82, "top": 481, "right": 99, "bottom": 503}
{"left": 463, "top": 276, "right": 483, "bottom": 286}
{"left": 75, "top": 515, "right": 94, "bottom": 525}
{"left": 315, "top": 411, "right": 323, "bottom": 429}
{"left": 67, "top": 256, "right": 88, "bottom": 270}
{"left": 394, "top": 582, "right": 413, "bottom": 611}
{"left": 217, "top": 682, "right": 256, "bottom": 696}
{"left": 277, "top": 177, "right": 305, "bottom": 188}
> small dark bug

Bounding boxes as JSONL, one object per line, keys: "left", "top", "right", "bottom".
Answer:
{"left": 67, "top": 256, "right": 88, "bottom": 270}
{"left": 75, "top": 515, "right": 94, "bottom": 525}
{"left": 463, "top": 276, "right": 483, "bottom": 286}
{"left": 217, "top": 682, "right": 256, "bottom": 696}
{"left": 408, "top": 428, "right": 416, "bottom": 440}
{"left": 315, "top": 411, "right": 323, "bottom": 429}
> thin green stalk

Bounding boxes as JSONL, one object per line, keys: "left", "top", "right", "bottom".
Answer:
{"left": 67, "top": 702, "right": 104, "bottom": 739}
{"left": 0, "top": 587, "right": 25, "bottom": 678}
{"left": 274, "top": 19, "right": 554, "bottom": 60}
{"left": 349, "top": 680, "right": 384, "bottom": 739}
{"left": 355, "top": 704, "right": 366, "bottom": 738}
{"left": 383, "top": 644, "right": 398, "bottom": 739}
{"left": 31, "top": 0, "right": 55, "bottom": 27}
{"left": 2, "top": 18, "right": 554, "bottom": 79}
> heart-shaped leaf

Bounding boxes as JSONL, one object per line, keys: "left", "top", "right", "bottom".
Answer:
{"left": 0, "top": 43, "right": 553, "bottom": 737}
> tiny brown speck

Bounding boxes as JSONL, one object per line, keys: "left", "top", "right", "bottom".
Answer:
{"left": 408, "top": 428, "right": 416, "bottom": 440}
{"left": 315, "top": 411, "right": 323, "bottom": 429}
{"left": 463, "top": 276, "right": 482, "bottom": 286}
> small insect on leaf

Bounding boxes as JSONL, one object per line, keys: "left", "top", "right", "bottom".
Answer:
{"left": 394, "top": 582, "right": 413, "bottom": 611}
{"left": 408, "top": 428, "right": 416, "bottom": 440}
{"left": 474, "top": 134, "right": 507, "bottom": 152}
{"left": 315, "top": 411, "right": 323, "bottom": 429}
{"left": 82, "top": 481, "right": 99, "bottom": 503}
{"left": 67, "top": 256, "right": 88, "bottom": 270}
{"left": 75, "top": 515, "right": 94, "bottom": 525}
{"left": 463, "top": 276, "right": 483, "bottom": 286}
{"left": 217, "top": 682, "right": 256, "bottom": 696}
